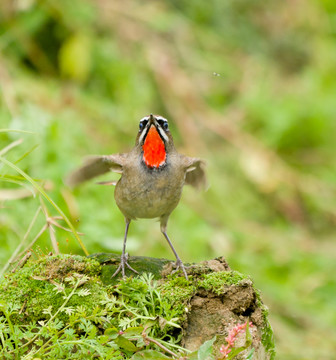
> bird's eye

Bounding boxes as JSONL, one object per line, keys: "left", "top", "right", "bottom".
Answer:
{"left": 139, "top": 120, "right": 147, "bottom": 131}
{"left": 158, "top": 120, "right": 169, "bottom": 131}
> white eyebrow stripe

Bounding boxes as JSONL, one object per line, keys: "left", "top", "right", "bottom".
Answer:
{"left": 139, "top": 116, "right": 150, "bottom": 123}
{"left": 156, "top": 116, "right": 168, "bottom": 122}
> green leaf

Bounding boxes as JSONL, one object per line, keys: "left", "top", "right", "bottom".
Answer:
{"left": 105, "top": 327, "right": 118, "bottom": 335}
{"left": 197, "top": 336, "right": 216, "bottom": 360}
{"left": 246, "top": 348, "right": 255, "bottom": 359}
{"left": 226, "top": 345, "right": 249, "bottom": 359}
{"left": 115, "top": 335, "right": 139, "bottom": 352}
{"left": 187, "top": 351, "right": 199, "bottom": 360}
{"left": 124, "top": 326, "right": 144, "bottom": 336}
{"left": 98, "top": 335, "right": 110, "bottom": 344}
{"left": 245, "top": 321, "right": 252, "bottom": 345}
{"left": 143, "top": 319, "right": 157, "bottom": 329}
{"left": 130, "top": 350, "right": 170, "bottom": 359}
{"left": 105, "top": 327, "right": 119, "bottom": 339}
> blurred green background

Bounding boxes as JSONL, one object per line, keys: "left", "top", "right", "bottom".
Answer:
{"left": 1, "top": 0, "right": 336, "bottom": 358}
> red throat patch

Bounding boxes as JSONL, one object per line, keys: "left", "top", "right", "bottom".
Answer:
{"left": 142, "top": 126, "right": 166, "bottom": 168}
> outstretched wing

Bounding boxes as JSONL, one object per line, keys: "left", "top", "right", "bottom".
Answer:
{"left": 66, "top": 154, "right": 125, "bottom": 187}
{"left": 183, "top": 157, "right": 207, "bottom": 190}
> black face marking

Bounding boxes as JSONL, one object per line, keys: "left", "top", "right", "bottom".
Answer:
{"left": 139, "top": 119, "right": 148, "bottom": 132}
{"left": 157, "top": 118, "right": 169, "bottom": 131}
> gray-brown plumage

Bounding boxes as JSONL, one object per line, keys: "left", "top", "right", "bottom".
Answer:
{"left": 67, "top": 114, "right": 207, "bottom": 279}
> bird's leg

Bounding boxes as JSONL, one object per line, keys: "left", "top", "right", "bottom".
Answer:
{"left": 160, "top": 221, "right": 188, "bottom": 280}
{"left": 112, "top": 218, "right": 139, "bottom": 278}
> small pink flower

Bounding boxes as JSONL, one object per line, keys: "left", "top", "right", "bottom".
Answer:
{"left": 219, "top": 321, "right": 253, "bottom": 358}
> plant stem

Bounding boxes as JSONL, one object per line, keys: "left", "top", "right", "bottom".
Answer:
{"left": 144, "top": 335, "right": 178, "bottom": 357}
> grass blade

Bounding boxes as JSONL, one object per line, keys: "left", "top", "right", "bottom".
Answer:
{"left": 0, "top": 155, "right": 89, "bottom": 256}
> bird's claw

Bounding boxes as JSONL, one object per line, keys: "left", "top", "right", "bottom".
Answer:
{"left": 112, "top": 253, "right": 139, "bottom": 278}
{"left": 171, "top": 258, "right": 188, "bottom": 280}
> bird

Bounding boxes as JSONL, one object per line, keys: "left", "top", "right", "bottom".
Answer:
{"left": 67, "top": 114, "right": 207, "bottom": 280}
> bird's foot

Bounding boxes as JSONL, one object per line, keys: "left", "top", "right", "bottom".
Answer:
{"left": 172, "top": 258, "right": 189, "bottom": 280}
{"left": 112, "top": 253, "right": 139, "bottom": 278}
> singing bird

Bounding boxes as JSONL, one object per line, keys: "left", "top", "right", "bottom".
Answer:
{"left": 67, "top": 114, "right": 206, "bottom": 279}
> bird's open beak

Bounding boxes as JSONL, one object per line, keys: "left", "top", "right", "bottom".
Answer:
{"left": 149, "top": 114, "right": 156, "bottom": 126}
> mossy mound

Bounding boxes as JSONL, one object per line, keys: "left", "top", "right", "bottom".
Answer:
{"left": 0, "top": 254, "right": 106, "bottom": 324}
{"left": 0, "top": 254, "right": 275, "bottom": 359}
{"left": 94, "top": 253, "right": 276, "bottom": 359}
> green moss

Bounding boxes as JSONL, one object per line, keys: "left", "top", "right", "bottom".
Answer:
{"left": 158, "top": 270, "right": 249, "bottom": 320}
{"left": 198, "top": 270, "right": 247, "bottom": 295}
{"left": 0, "top": 254, "right": 106, "bottom": 324}
{"left": 250, "top": 284, "right": 276, "bottom": 359}
{"left": 260, "top": 306, "right": 276, "bottom": 360}
{"left": 159, "top": 276, "right": 197, "bottom": 320}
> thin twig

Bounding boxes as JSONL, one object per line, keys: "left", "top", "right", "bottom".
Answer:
{"left": 48, "top": 224, "right": 59, "bottom": 255}
{"left": 47, "top": 217, "right": 84, "bottom": 235}
{"left": 142, "top": 328, "right": 178, "bottom": 358}
{"left": 11, "top": 251, "right": 32, "bottom": 273}
{"left": 40, "top": 197, "right": 59, "bottom": 254}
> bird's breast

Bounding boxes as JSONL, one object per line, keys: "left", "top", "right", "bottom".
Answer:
{"left": 114, "top": 160, "right": 185, "bottom": 220}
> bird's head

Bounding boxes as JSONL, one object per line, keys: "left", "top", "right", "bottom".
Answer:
{"left": 136, "top": 114, "right": 174, "bottom": 169}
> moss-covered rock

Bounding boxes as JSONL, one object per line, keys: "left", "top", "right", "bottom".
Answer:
{"left": 158, "top": 259, "right": 275, "bottom": 359}
{"left": 92, "top": 253, "right": 276, "bottom": 359}
{"left": 0, "top": 254, "right": 275, "bottom": 359}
